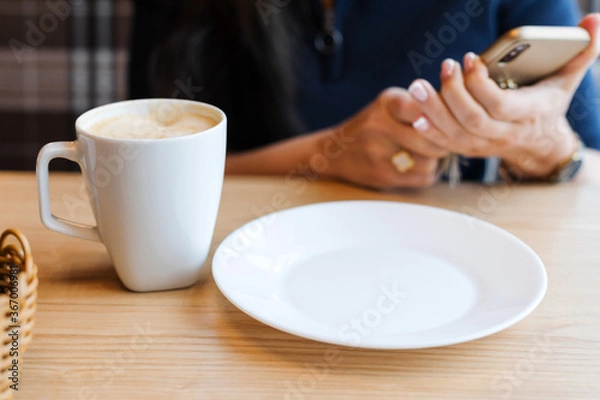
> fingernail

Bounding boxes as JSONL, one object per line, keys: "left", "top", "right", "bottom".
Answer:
{"left": 413, "top": 116, "right": 430, "bottom": 131}
{"left": 408, "top": 81, "right": 428, "bottom": 103}
{"left": 464, "top": 52, "right": 477, "bottom": 72}
{"left": 441, "top": 59, "right": 456, "bottom": 78}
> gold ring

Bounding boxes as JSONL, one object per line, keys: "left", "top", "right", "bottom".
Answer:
{"left": 391, "top": 150, "right": 415, "bottom": 173}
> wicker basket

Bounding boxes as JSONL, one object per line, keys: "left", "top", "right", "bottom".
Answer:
{"left": 0, "top": 229, "right": 38, "bottom": 399}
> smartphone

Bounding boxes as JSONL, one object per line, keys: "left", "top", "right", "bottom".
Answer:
{"left": 480, "top": 26, "right": 590, "bottom": 88}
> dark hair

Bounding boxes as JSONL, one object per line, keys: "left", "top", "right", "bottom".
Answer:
{"left": 148, "top": 1, "right": 307, "bottom": 152}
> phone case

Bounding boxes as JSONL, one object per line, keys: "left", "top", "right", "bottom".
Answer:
{"left": 481, "top": 26, "right": 590, "bottom": 88}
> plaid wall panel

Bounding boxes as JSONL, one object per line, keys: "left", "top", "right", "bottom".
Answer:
{"left": 0, "top": 0, "right": 131, "bottom": 170}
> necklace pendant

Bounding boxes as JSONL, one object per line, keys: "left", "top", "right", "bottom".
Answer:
{"left": 314, "top": 6, "right": 343, "bottom": 55}
{"left": 314, "top": 29, "right": 343, "bottom": 55}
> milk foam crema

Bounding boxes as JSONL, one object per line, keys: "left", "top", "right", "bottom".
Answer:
{"left": 88, "top": 109, "right": 217, "bottom": 139}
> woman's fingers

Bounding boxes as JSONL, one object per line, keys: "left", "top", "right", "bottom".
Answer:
{"left": 375, "top": 154, "right": 439, "bottom": 189}
{"left": 380, "top": 87, "right": 422, "bottom": 123}
{"left": 341, "top": 124, "right": 441, "bottom": 189}
{"left": 377, "top": 88, "right": 450, "bottom": 158}
{"left": 396, "top": 128, "right": 450, "bottom": 159}
{"left": 438, "top": 58, "right": 513, "bottom": 140}
{"left": 545, "top": 13, "right": 600, "bottom": 94}
{"left": 408, "top": 75, "right": 495, "bottom": 156}
{"left": 462, "top": 52, "right": 539, "bottom": 121}
{"left": 341, "top": 137, "right": 439, "bottom": 190}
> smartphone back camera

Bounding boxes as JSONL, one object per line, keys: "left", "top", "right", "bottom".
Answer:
{"left": 498, "top": 43, "right": 531, "bottom": 64}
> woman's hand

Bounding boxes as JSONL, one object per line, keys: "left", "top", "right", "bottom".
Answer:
{"left": 406, "top": 14, "right": 600, "bottom": 179}
{"left": 227, "top": 88, "right": 448, "bottom": 190}
{"left": 316, "top": 88, "right": 448, "bottom": 189}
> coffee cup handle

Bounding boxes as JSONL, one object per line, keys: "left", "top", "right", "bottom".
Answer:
{"left": 36, "top": 142, "right": 101, "bottom": 242}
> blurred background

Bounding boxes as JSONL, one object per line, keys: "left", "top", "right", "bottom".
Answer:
{"left": 1, "top": 0, "right": 599, "bottom": 170}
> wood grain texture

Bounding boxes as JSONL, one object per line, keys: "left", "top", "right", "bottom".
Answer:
{"left": 1, "top": 172, "right": 599, "bottom": 399}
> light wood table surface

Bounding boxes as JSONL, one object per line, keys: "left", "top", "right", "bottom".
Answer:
{"left": 1, "top": 172, "right": 599, "bottom": 399}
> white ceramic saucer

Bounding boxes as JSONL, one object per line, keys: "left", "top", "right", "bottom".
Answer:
{"left": 212, "top": 201, "right": 547, "bottom": 349}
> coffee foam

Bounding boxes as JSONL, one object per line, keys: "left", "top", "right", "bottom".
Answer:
{"left": 88, "top": 110, "right": 216, "bottom": 139}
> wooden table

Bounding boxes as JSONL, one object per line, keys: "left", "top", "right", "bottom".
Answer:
{"left": 1, "top": 172, "right": 599, "bottom": 399}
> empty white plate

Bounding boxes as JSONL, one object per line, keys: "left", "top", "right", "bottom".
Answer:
{"left": 212, "top": 201, "right": 547, "bottom": 349}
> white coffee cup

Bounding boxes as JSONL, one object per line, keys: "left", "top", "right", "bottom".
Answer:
{"left": 36, "top": 99, "right": 227, "bottom": 292}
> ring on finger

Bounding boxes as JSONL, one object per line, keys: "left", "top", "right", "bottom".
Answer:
{"left": 391, "top": 150, "right": 415, "bottom": 173}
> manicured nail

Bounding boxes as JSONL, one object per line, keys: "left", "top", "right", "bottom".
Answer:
{"left": 413, "top": 116, "right": 430, "bottom": 131}
{"left": 441, "top": 59, "right": 456, "bottom": 78}
{"left": 464, "top": 52, "right": 477, "bottom": 72}
{"left": 408, "top": 81, "right": 428, "bottom": 103}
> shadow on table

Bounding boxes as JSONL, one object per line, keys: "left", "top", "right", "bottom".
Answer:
{"left": 215, "top": 289, "right": 500, "bottom": 377}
